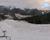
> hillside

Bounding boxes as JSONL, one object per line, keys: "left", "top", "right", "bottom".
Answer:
{"left": 0, "top": 19, "right": 49, "bottom": 40}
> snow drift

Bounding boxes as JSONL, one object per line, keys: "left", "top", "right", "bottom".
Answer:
{"left": 0, "top": 19, "right": 49, "bottom": 40}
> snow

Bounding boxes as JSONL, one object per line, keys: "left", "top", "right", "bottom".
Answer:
{"left": 0, "top": 19, "right": 49, "bottom": 40}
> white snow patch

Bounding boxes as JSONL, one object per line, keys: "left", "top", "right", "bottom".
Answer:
{"left": 0, "top": 19, "right": 49, "bottom": 40}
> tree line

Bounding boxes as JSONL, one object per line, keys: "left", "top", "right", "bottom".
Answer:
{"left": 0, "top": 6, "right": 50, "bottom": 24}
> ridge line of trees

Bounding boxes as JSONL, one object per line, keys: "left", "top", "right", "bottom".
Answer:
{"left": 0, "top": 6, "right": 50, "bottom": 24}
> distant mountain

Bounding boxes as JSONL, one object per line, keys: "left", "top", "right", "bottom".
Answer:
{"left": 0, "top": 6, "right": 10, "bottom": 12}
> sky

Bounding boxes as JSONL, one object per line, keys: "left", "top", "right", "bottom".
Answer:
{"left": 0, "top": 0, "right": 50, "bottom": 9}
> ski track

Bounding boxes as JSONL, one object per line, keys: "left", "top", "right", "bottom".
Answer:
{"left": 0, "top": 19, "right": 49, "bottom": 40}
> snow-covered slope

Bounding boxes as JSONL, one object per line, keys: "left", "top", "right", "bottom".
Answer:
{"left": 0, "top": 19, "right": 49, "bottom": 40}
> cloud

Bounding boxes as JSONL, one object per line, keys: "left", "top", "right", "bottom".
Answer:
{"left": 0, "top": 0, "right": 26, "bottom": 8}
{"left": 0, "top": 0, "right": 50, "bottom": 9}
{"left": 0, "top": 0, "right": 36, "bottom": 8}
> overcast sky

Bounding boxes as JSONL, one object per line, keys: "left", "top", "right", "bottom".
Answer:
{"left": 0, "top": 0, "right": 50, "bottom": 9}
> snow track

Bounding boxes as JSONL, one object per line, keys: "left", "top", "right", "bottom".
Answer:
{"left": 0, "top": 19, "right": 49, "bottom": 40}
